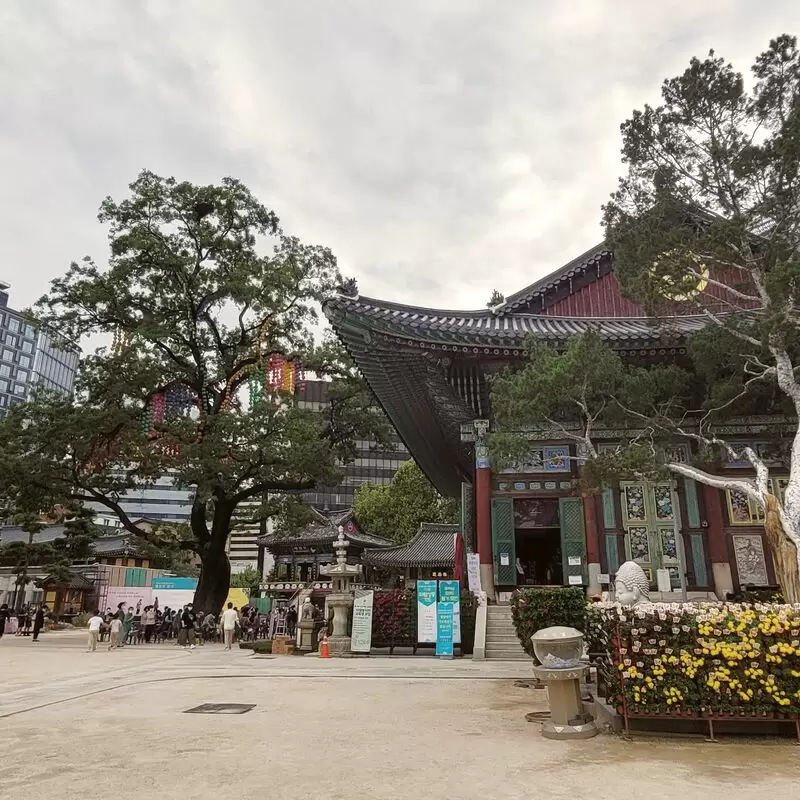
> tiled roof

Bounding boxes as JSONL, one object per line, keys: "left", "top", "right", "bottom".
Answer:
{"left": 38, "top": 571, "right": 96, "bottom": 590}
{"left": 326, "top": 294, "right": 707, "bottom": 346}
{"left": 500, "top": 243, "right": 611, "bottom": 312}
{"left": 361, "top": 523, "right": 459, "bottom": 567}
{"left": 257, "top": 508, "right": 393, "bottom": 549}
{"left": 0, "top": 525, "right": 139, "bottom": 556}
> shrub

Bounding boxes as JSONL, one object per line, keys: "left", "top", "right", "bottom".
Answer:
{"left": 591, "top": 602, "right": 800, "bottom": 716}
{"left": 510, "top": 588, "right": 587, "bottom": 660}
{"left": 372, "top": 589, "right": 414, "bottom": 653}
{"left": 249, "top": 640, "right": 273, "bottom": 655}
{"left": 72, "top": 612, "right": 91, "bottom": 629}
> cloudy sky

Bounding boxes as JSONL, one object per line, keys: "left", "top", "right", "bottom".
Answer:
{"left": 1, "top": 1, "right": 798, "bottom": 313}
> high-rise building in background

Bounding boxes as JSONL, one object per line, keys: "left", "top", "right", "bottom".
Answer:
{"left": 226, "top": 379, "right": 411, "bottom": 573}
{"left": 0, "top": 281, "right": 80, "bottom": 417}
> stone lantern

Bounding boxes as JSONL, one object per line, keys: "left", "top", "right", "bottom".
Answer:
{"left": 320, "top": 526, "right": 361, "bottom": 655}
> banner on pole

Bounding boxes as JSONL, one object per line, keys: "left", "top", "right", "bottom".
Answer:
{"left": 417, "top": 580, "right": 438, "bottom": 643}
{"left": 351, "top": 589, "right": 374, "bottom": 653}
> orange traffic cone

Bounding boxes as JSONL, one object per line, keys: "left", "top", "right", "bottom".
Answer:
{"left": 319, "top": 636, "right": 330, "bottom": 659}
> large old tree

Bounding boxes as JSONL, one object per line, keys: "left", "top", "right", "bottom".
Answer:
{"left": 493, "top": 35, "right": 800, "bottom": 601}
{"left": 0, "top": 172, "right": 387, "bottom": 613}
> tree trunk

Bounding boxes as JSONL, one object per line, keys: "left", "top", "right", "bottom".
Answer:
{"left": 763, "top": 494, "right": 800, "bottom": 604}
{"left": 192, "top": 503, "right": 234, "bottom": 615}
{"left": 193, "top": 545, "right": 231, "bottom": 615}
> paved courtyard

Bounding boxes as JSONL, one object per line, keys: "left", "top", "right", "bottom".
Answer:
{"left": 0, "top": 631, "right": 797, "bottom": 799}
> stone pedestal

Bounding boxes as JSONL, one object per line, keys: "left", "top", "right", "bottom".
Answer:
{"left": 320, "top": 529, "right": 361, "bottom": 658}
{"left": 532, "top": 665, "right": 598, "bottom": 740}
{"left": 298, "top": 619, "right": 314, "bottom": 652}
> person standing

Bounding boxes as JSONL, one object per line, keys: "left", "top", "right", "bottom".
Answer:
{"left": 87, "top": 611, "right": 103, "bottom": 652}
{"left": 180, "top": 604, "right": 196, "bottom": 649}
{"left": 221, "top": 602, "right": 238, "bottom": 650}
{"left": 286, "top": 605, "right": 297, "bottom": 638}
{"left": 0, "top": 603, "right": 10, "bottom": 640}
{"left": 108, "top": 614, "right": 122, "bottom": 650}
{"left": 143, "top": 605, "right": 156, "bottom": 643}
{"left": 123, "top": 606, "right": 134, "bottom": 645}
{"left": 31, "top": 604, "right": 47, "bottom": 642}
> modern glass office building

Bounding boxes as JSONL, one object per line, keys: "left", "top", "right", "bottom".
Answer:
{"left": 0, "top": 281, "right": 80, "bottom": 418}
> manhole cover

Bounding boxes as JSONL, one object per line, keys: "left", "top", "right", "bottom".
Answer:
{"left": 184, "top": 704, "right": 255, "bottom": 715}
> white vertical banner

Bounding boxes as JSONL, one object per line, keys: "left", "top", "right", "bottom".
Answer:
{"left": 466, "top": 553, "right": 482, "bottom": 594}
{"left": 417, "top": 580, "right": 438, "bottom": 643}
{"left": 351, "top": 589, "right": 374, "bottom": 653}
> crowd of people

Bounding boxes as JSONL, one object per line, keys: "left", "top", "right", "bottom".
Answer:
{"left": 0, "top": 602, "right": 49, "bottom": 642}
{"left": 84, "top": 601, "right": 303, "bottom": 652}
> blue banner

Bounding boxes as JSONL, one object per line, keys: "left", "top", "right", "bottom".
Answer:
{"left": 436, "top": 580, "right": 460, "bottom": 657}
{"left": 151, "top": 576, "right": 198, "bottom": 590}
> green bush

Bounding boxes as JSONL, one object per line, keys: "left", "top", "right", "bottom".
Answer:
{"left": 72, "top": 612, "right": 91, "bottom": 629}
{"left": 249, "top": 640, "right": 273, "bottom": 654}
{"left": 510, "top": 588, "right": 587, "bottom": 660}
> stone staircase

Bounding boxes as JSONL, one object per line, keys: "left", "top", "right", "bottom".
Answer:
{"left": 485, "top": 605, "right": 530, "bottom": 661}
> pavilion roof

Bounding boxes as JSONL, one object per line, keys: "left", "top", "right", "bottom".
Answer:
{"left": 37, "top": 571, "right": 96, "bottom": 591}
{"left": 361, "top": 523, "right": 459, "bottom": 568}
{"left": 257, "top": 508, "right": 393, "bottom": 550}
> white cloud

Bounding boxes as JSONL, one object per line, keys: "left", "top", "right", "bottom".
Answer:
{"left": 1, "top": 0, "right": 797, "bottom": 314}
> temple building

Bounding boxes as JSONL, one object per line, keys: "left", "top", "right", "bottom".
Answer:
{"left": 257, "top": 509, "right": 394, "bottom": 602}
{"left": 324, "top": 245, "right": 787, "bottom": 600}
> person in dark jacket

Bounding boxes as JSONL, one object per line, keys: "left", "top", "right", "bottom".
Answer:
{"left": 32, "top": 604, "right": 48, "bottom": 642}
{"left": 0, "top": 603, "right": 10, "bottom": 639}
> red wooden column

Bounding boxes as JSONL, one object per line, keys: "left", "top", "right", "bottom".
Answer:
{"left": 581, "top": 488, "right": 601, "bottom": 563}
{"left": 702, "top": 483, "right": 733, "bottom": 597}
{"left": 475, "top": 437, "right": 495, "bottom": 598}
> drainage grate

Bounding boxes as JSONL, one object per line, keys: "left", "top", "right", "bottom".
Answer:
{"left": 184, "top": 703, "right": 255, "bottom": 715}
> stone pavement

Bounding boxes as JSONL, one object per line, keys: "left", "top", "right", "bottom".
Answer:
{"left": 0, "top": 630, "right": 797, "bottom": 799}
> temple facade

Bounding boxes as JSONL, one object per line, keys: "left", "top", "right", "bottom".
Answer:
{"left": 324, "top": 245, "right": 788, "bottom": 600}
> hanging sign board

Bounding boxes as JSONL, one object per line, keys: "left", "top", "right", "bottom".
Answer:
{"left": 417, "top": 580, "right": 438, "bottom": 643}
{"left": 351, "top": 589, "right": 374, "bottom": 653}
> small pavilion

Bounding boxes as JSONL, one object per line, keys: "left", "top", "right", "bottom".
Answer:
{"left": 257, "top": 509, "right": 393, "bottom": 600}
{"left": 362, "top": 523, "right": 462, "bottom": 584}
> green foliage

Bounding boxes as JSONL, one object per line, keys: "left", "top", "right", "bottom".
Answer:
{"left": 131, "top": 523, "right": 199, "bottom": 577}
{"left": 602, "top": 34, "right": 800, "bottom": 425}
{"left": 72, "top": 612, "right": 92, "bottom": 628}
{"left": 510, "top": 588, "right": 587, "bottom": 660}
{"left": 489, "top": 332, "right": 686, "bottom": 487}
{"left": 0, "top": 171, "right": 389, "bottom": 612}
{"left": 230, "top": 567, "right": 260, "bottom": 590}
{"left": 249, "top": 640, "right": 273, "bottom": 654}
{"left": 354, "top": 460, "right": 457, "bottom": 543}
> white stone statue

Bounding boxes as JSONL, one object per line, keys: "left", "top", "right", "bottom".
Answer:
{"left": 614, "top": 561, "right": 651, "bottom": 606}
{"left": 301, "top": 597, "right": 314, "bottom": 621}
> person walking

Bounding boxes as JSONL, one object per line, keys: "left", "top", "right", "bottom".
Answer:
{"left": 31, "top": 604, "right": 47, "bottom": 642}
{"left": 221, "top": 602, "right": 238, "bottom": 650}
{"left": 87, "top": 611, "right": 103, "bottom": 652}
